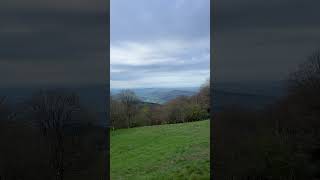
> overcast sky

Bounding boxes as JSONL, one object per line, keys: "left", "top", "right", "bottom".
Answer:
{"left": 2, "top": 0, "right": 318, "bottom": 89}
{"left": 214, "top": 0, "right": 320, "bottom": 83}
{"left": 0, "top": 0, "right": 108, "bottom": 87}
{"left": 110, "top": 0, "right": 210, "bottom": 89}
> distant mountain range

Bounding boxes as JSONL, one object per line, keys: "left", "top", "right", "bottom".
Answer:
{"left": 213, "top": 81, "right": 286, "bottom": 111}
{"left": 1, "top": 81, "right": 288, "bottom": 125}
{"left": 111, "top": 81, "right": 286, "bottom": 109}
{"left": 111, "top": 87, "right": 199, "bottom": 104}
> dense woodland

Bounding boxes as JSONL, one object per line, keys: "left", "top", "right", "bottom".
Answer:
{"left": 213, "top": 50, "right": 320, "bottom": 179}
{"left": 0, "top": 81, "right": 209, "bottom": 179}
{"left": 110, "top": 80, "right": 210, "bottom": 129}
{"left": 3, "top": 49, "right": 320, "bottom": 179}
{"left": 0, "top": 91, "right": 107, "bottom": 180}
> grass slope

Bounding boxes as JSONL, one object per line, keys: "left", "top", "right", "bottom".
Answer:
{"left": 111, "top": 120, "right": 210, "bottom": 180}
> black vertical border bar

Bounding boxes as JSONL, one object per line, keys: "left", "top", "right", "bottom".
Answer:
{"left": 106, "top": 0, "right": 110, "bottom": 179}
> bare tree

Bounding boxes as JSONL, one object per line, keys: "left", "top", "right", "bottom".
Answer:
{"left": 117, "top": 90, "right": 140, "bottom": 128}
{"left": 0, "top": 92, "right": 104, "bottom": 180}
{"left": 0, "top": 96, "right": 8, "bottom": 120}
{"left": 27, "top": 90, "right": 80, "bottom": 180}
{"left": 110, "top": 96, "right": 126, "bottom": 129}
{"left": 198, "top": 78, "right": 210, "bottom": 112}
{"left": 273, "top": 50, "right": 320, "bottom": 178}
{"left": 289, "top": 50, "right": 320, "bottom": 94}
{"left": 286, "top": 50, "right": 320, "bottom": 126}
{"left": 0, "top": 96, "right": 5, "bottom": 106}
{"left": 149, "top": 106, "right": 166, "bottom": 125}
{"left": 110, "top": 97, "right": 117, "bottom": 130}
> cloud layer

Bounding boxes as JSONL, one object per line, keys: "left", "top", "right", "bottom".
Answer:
{"left": 0, "top": 0, "right": 108, "bottom": 87}
{"left": 213, "top": 0, "right": 320, "bottom": 83}
{"left": 111, "top": 0, "right": 210, "bottom": 88}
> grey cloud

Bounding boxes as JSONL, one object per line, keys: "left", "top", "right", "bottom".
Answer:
{"left": 213, "top": 0, "right": 320, "bottom": 83}
{"left": 215, "top": 0, "right": 320, "bottom": 32}
{"left": 111, "top": 51, "right": 209, "bottom": 85}
{"left": 0, "top": 1, "right": 108, "bottom": 87}
{"left": 111, "top": 0, "right": 209, "bottom": 42}
{"left": 0, "top": 0, "right": 107, "bottom": 13}
{"left": 110, "top": 0, "right": 210, "bottom": 88}
{"left": 0, "top": 11, "right": 106, "bottom": 62}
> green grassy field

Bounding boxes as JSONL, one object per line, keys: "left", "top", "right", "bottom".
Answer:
{"left": 111, "top": 120, "right": 210, "bottom": 180}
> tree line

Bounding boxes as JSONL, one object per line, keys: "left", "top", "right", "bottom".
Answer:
{"left": 0, "top": 91, "right": 107, "bottom": 180}
{"left": 110, "top": 80, "right": 210, "bottom": 130}
{"left": 213, "top": 50, "right": 320, "bottom": 179}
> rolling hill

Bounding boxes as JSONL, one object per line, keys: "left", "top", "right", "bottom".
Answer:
{"left": 111, "top": 87, "right": 198, "bottom": 104}
{"left": 110, "top": 120, "right": 210, "bottom": 180}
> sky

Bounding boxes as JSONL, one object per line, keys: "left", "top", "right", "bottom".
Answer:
{"left": 214, "top": 0, "right": 320, "bottom": 83}
{"left": 0, "top": 0, "right": 108, "bottom": 87}
{"left": 2, "top": 0, "right": 318, "bottom": 89}
{"left": 110, "top": 0, "right": 210, "bottom": 89}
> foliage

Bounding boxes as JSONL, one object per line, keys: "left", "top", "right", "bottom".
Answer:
{"left": 110, "top": 80, "right": 210, "bottom": 129}
{"left": 0, "top": 91, "right": 106, "bottom": 180}
{"left": 213, "top": 50, "right": 320, "bottom": 179}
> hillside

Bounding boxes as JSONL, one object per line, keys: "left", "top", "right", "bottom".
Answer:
{"left": 110, "top": 120, "right": 210, "bottom": 180}
{"left": 213, "top": 81, "right": 285, "bottom": 111}
{"left": 111, "top": 87, "right": 198, "bottom": 104}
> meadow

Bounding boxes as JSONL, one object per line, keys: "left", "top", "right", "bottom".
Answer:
{"left": 110, "top": 120, "right": 210, "bottom": 180}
